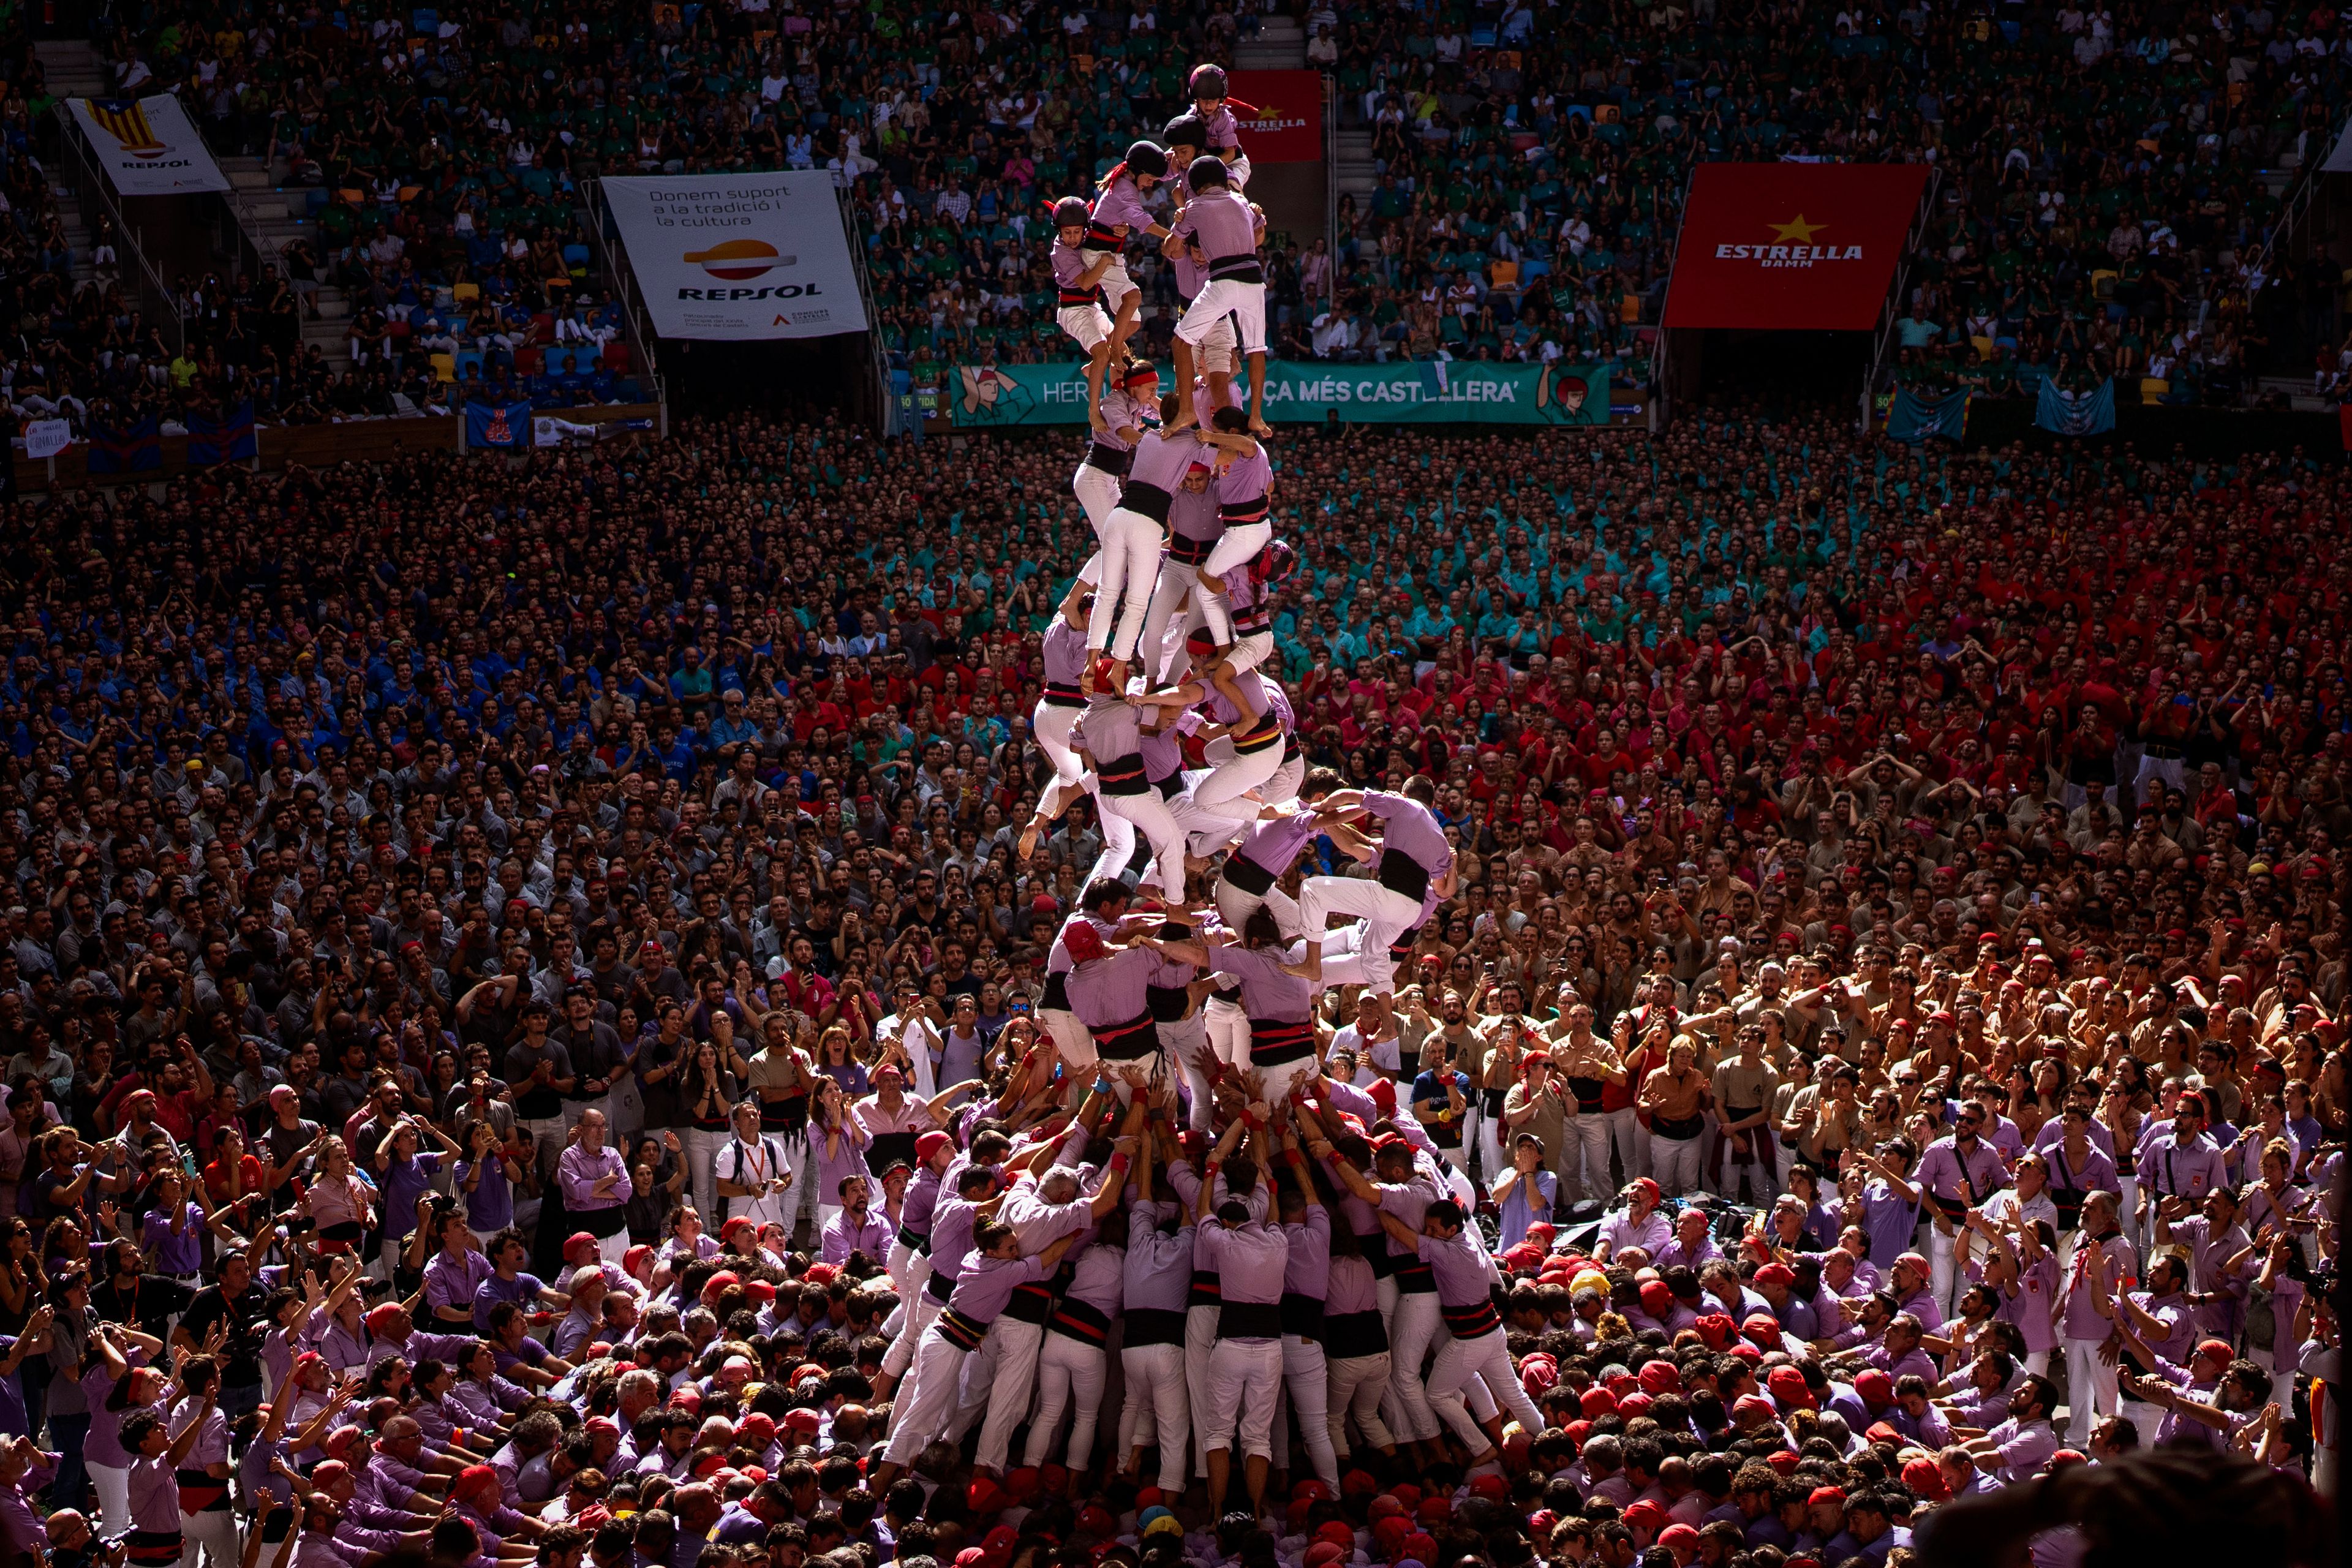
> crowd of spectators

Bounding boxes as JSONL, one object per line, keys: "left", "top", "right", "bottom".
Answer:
{"left": 47, "top": 0, "right": 2352, "bottom": 408}
{"left": 0, "top": 390, "right": 2323, "bottom": 1561}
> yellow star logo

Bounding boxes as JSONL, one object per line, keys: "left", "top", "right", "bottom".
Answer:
{"left": 1770, "top": 214, "right": 1828, "bottom": 244}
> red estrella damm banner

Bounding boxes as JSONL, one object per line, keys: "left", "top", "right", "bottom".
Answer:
{"left": 1226, "top": 70, "right": 1324, "bottom": 164}
{"left": 1661, "top": 162, "right": 1932, "bottom": 331}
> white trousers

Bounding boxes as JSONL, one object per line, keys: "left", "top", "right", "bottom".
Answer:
{"left": 2064, "top": 1335, "right": 2119, "bottom": 1444}
{"left": 1427, "top": 1325, "right": 1543, "bottom": 1450}
{"left": 1651, "top": 1132, "right": 1703, "bottom": 1196}
{"left": 1328, "top": 1351, "right": 1394, "bottom": 1457}
{"left": 1380, "top": 1283, "right": 1444, "bottom": 1442}
{"left": 1087, "top": 506, "right": 1166, "bottom": 662}
{"left": 1296, "top": 874, "right": 1421, "bottom": 940}
{"left": 1042, "top": 1006, "right": 1098, "bottom": 1071}
{"left": 1205, "top": 997, "right": 1250, "bottom": 1073}
{"left": 684, "top": 1126, "right": 729, "bottom": 1231}
{"left": 881, "top": 1284, "right": 944, "bottom": 1380}
{"left": 91, "top": 1461, "right": 130, "bottom": 1539}
{"left": 1191, "top": 739, "right": 1285, "bottom": 820}
{"left": 1217, "top": 876, "right": 1303, "bottom": 939}
{"left": 1202, "top": 519, "right": 1272, "bottom": 580}
{"left": 1025, "top": 1330, "right": 1110, "bottom": 1468}
{"left": 881, "top": 1324, "right": 978, "bottom": 1464}
{"left": 885, "top": 1238, "right": 932, "bottom": 1298}
{"left": 1035, "top": 701, "right": 1085, "bottom": 788}
{"left": 1077, "top": 463, "right": 1124, "bottom": 543}
{"left": 1143, "top": 561, "right": 1231, "bottom": 675}
{"left": 1178, "top": 277, "right": 1267, "bottom": 356}
{"left": 1474, "top": 1110, "right": 1506, "bottom": 1192}
{"left": 1564, "top": 1114, "right": 1613, "bottom": 1202}
{"left": 178, "top": 1506, "right": 237, "bottom": 1568}
{"left": 1280, "top": 1334, "right": 1338, "bottom": 1489}
{"left": 1082, "top": 782, "right": 1140, "bottom": 892}
{"left": 1101, "top": 786, "right": 1188, "bottom": 903}
{"left": 1202, "top": 1337, "right": 1284, "bottom": 1459}
{"left": 973, "top": 1316, "right": 1046, "bottom": 1471}
{"left": 1606, "top": 1106, "right": 1651, "bottom": 1182}
{"left": 1184, "top": 1302, "right": 1220, "bottom": 1470}
{"left": 1118, "top": 1340, "right": 1191, "bottom": 1491}
{"left": 1316, "top": 924, "right": 1398, "bottom": 998}
{"left": 1929, "top": 1223, "right": 1962, "bottom": 1320}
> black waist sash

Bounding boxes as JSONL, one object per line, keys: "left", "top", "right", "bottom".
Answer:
{"left": 1441, "top": 1295, "right": 1504, "bottom": 1340}
{"left": 1005, "top": 1279, "right": 1055, "bottom": 1324}
{"left": 1124, "top": 1306, "right": 1186, "bottom": 1347}
{"left": 1223, "top": 854, "right": 1278, "bottom": 896}
{"left": 1049, "top": 1295, "right": 1113, "bottom": 1345}
{"left": 1207, "top": 255, "right": 1265, "bottom": 283}
{"left": 1169, "top": 529, "right": 1221, "bottom": 566}
{"left": 1118, "top": 481, "right": 1173, "bottom": 524}
{"left": 1043, "top": 680, "right": 1086, "bottom": 708}
{"left": 1324, "top": 1308, "right": 1387, "bottom": 1357}
{"left": 1093, "top": 1010, "right": 1161, "bottom": 1061}
{"left": 1248, "top": 1016, "right": 1315, "bottom": 1068}
{"left": 1217, "top": 1298, "right": 1281, "bottom": 1340}
{"left": 937, "top": 1305, "right": 992, "bottom": 1351}
{"left": 1280, "top": 1291, "right": 1325, "bottom": 1337}
{"left": 1377, "top": 848, "right": 1431, "bottom": 902}
{"left": 1084, "top": 442, "right": 1134, "bottom": 476}
{"left": 1097, "top": 750, "right": 1150, "bottom": 796}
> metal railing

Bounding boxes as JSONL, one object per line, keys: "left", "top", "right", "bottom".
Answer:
{"left": 214, "top": 165, "right": 290, "bottom": 290}
{"left": 1858, "top": 164, "right": 1942, "bottom": 432}
{"left": 1322, "top": 70, "right": 1338, "bottom": 258}
{"left": 50, "top": 102, "right": 185, "bottom": 352}
{"left": 582, "top": 177, "right": 669, "bottom": 426}
{"left": 839, "top": 182, "right": 894, "bottom": 437}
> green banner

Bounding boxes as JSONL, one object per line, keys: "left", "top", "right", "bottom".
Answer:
{"left": 948, "top": 361, "right": 1611, "bottom": 428}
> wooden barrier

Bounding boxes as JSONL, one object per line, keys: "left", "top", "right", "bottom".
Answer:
{"left": 17, "top": 404, "right": 664, "bottom": 494}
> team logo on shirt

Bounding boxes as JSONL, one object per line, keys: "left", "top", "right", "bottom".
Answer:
{"left": 1711, "top": 215, "right": 1866, "bottom": 269}
{"left": 682, "top": 239, "right": 796, "bottom": 280}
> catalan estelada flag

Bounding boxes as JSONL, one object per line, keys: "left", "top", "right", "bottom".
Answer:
{"left": 81, "top": 99, "right": 166, "bottom": 156}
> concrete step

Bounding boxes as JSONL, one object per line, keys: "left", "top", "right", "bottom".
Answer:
{"left": 32, "top": 40, "right": 111, "bottom": 97}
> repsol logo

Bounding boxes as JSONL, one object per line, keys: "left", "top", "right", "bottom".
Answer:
{"left": 676, "top": 284, "right": 827, "bottom": 300}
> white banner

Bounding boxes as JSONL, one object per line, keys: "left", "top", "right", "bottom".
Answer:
{"left": 68, "top": 94, "right": 231, "bottom": 195}
{"left": 2324, "top": 121, "right": 2352, "bottom": 173}
{"left": 602, "top": 173, "right": 868, "bottom": 341}
{"left": 23, "top": 420, "right": 72, "bottom": 461}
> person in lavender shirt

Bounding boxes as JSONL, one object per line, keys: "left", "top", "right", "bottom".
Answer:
{"left": 140, "top": 1170, "right": 210, "bottom": 1284}
{"left": 470, "top": 1229, "right": 569, "bottom": 1334}
{"left": 821, "top": 1175, "right": 891, "bottom": 1266}
{"left": 82, "top": 1321, "right": 167, "bottom": 1540}
{"left": 808, "top": 1080, "right": 870, "bottom": 1237}
{"left": 453, "top": 1120, "right": 520, "bottom": 1235}
{"left": 416, "top": 1208, "right": 494, "bottom": 1332}
{"left": 555, "top": 1109, "right": 633, "bottom": 1264}
{"left": 371, "top": 1115, "right": 464, "bottom": 1281}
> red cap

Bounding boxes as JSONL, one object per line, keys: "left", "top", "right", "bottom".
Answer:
{"left": 565, "top": 1232, "right": 599, "bottom": 1257}
{"left": 1853, "top": 1370, "right": 1895, "bottom": 1403}
{"left": 1742, "top": 1312, "right": 1785, "bottom": 1348}
{"left": 720, "top": 1217, "right": 757, "bottom": 1242}
{"left": 2196, "top": 1338, "right": 2234, "bottom": 1365}
{"left": 1808, "top": 1486, "right": 1846, "bottom": 1507}
{"left": 1659, "top": 1525, "right": 1702, "bottom": 1548}
{"left": 456, "top": 1464, "right": 501, "bottom": 1498}
{"left": 1766, "top": 1366, "right": 1815, "bottom": 1408}
{"left": 917, "top": 1131, "right": 952, "bottom": 1162}
{"left": 1754, "top": 1262, "right": 1796, "bottom": 1286}
{"left": 1639, "top": 1360, "right": 1682, "bottom": 1395}
{"left": 1766, "top": 1450, "right": 1803, "bottom": 1474}
{"left": 1061, "top": 921, "right": 1107, "bottom": 965}
{"left": 1621, "top": 1501, "right": 1667, "bottom": 1531}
